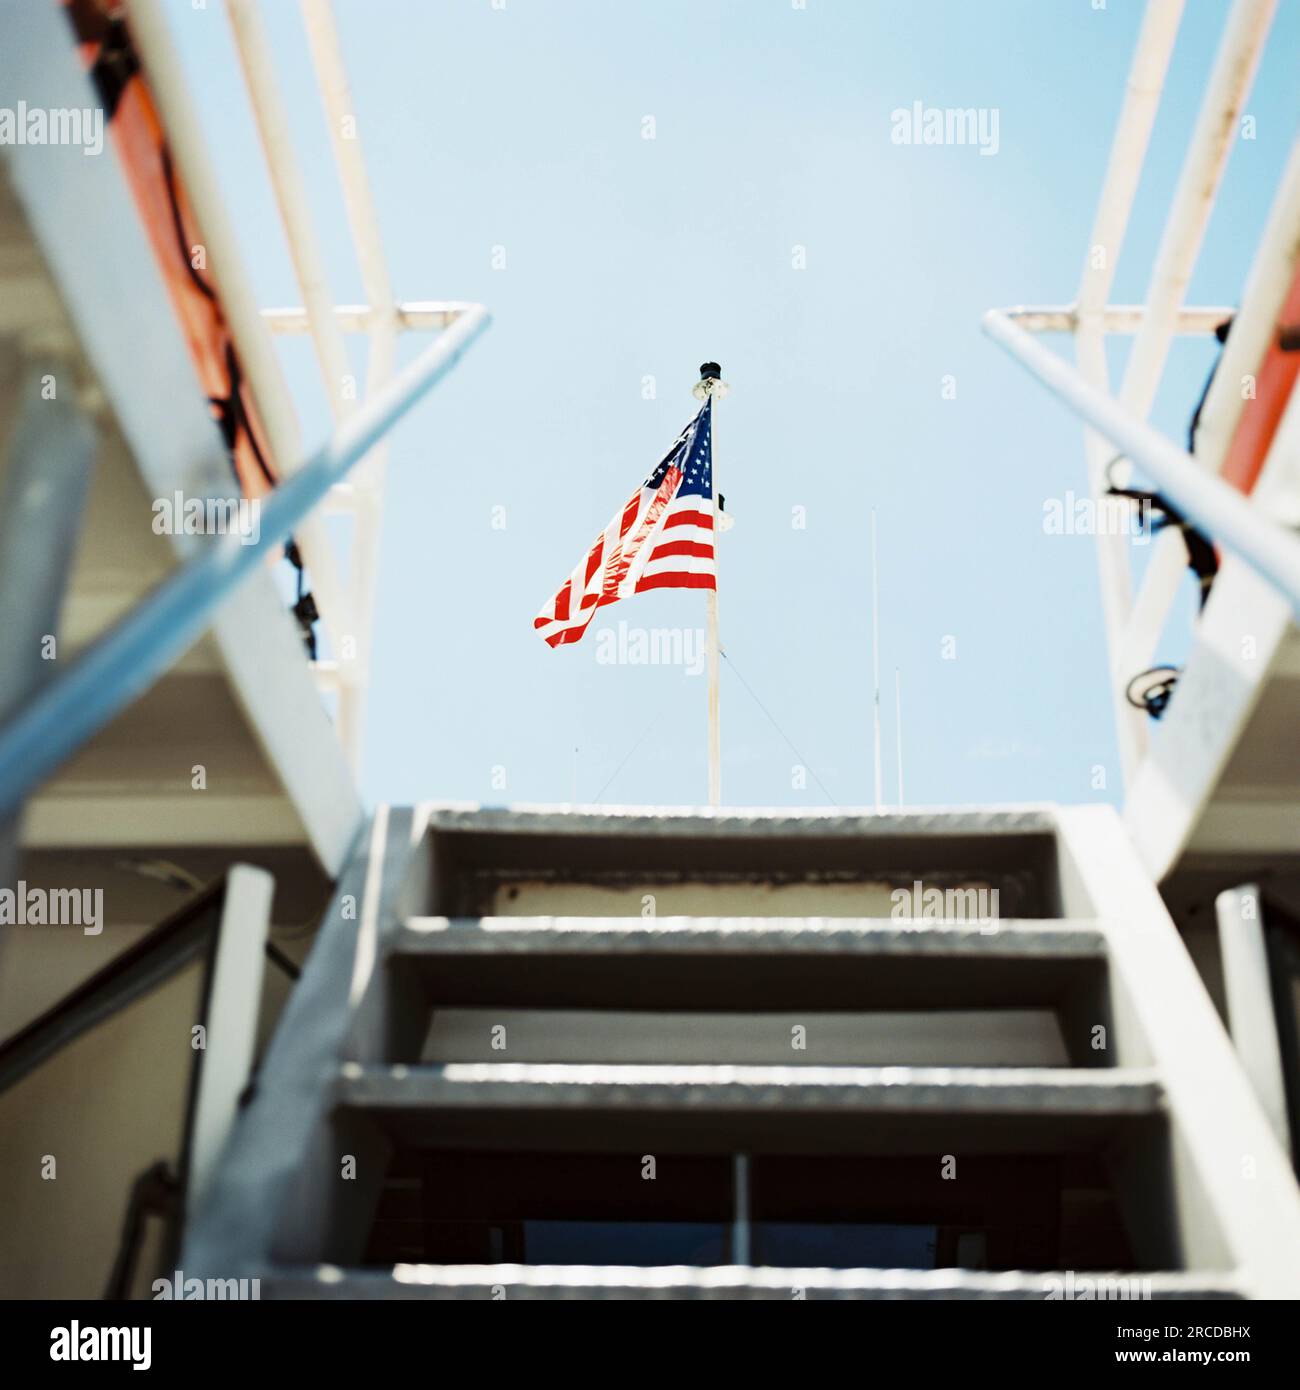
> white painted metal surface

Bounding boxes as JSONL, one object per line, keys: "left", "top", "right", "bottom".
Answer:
{"left": 1058, "top": 805, "right": 1300, "bottom": 1296}
{"left": 299, "top": 1, "right": 397, "bottom": 328}
{"left": 0, "top": 0, "right": 362, "bottom": 872}
{"left": 223, "top": 0, "right": 470, "bottom": 776}
{"left": 187, "top": 864, "right": 275, "bottom": 1210}
{"left": 1117, "top": 0, "right": 1274, "bottom": 433}
{"left": 989, "top": 0, "right": 1292, "bottom": 855}
{"left": 188, "top": 804, "right": 1300, "bottom": 1299}
{"left": 226, "top": 0, "right": 356, "bottom": 426}
{"left": 1073, "top": 0, "right": 1186, "bottom": 334}
{"left": 124, "top": 0, "right": 354, "bottom": 671}
{"left": 225, "top": 0, "right": 374, "bottom": 763}
{"left": 1010, "top": 305, "right": 1234, "bottom": 335}
{"left": 263, "top": 302, "right": 478, "bottom": 335}
{"left": 1072, "top": 0, "right": 1186, "bottom": 779}
{"left": 1115, "top": 125, "right": 1300, "bottom": 740}
{"left": 1215, "top": 884, "right": 1292, "bottom": 1155}
{"left": 983, "top": 310, "right": 1300, "bottom": 611}
{"left": 992, "top": 260, "right": 1300, "bottom": 880}
{"left": 995, "top": 32, "right": 1300, "bottom": 884}
{"left": 300, "top": 0, "right": 401, "bottom": 775}
{"left": 1123, "top": 555, "right": 1295, "bottom": 876}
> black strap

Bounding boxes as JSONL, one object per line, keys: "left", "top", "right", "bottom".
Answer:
{"left": 1188, "top": 316, "right": 1233, "bottom": 452}
{"left": 1105, "top": 470, "right": 1218, "bottom": 610}
{"left": 66, "top": 6, "right": 139, "bottom": 122}
{"left": 1126, "top": 666, "right": 1180, "bottom": 721}
{"left": 284, "top": 541, "right": 319, "bottom": 660}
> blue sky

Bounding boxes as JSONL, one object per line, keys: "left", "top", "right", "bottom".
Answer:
{"left": 168, "top": 0, "right": 1300, "bottom": 811}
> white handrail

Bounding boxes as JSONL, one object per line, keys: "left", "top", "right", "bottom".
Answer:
{"left": 1073, "top": 0, "right": 1186, "bottom": 782}
{"left": 983, "top": 309, "right": 1300, "bottom": 614}
{"left": 262, "top": 301, "right": 479, "bottom": 335}
{"left": 1097, "top": 0, "right": 1280, "bottom": 768}
{"left": 1007, "top": 304, "right": 1232, "bottom": 336}
{"left": 1215, "top": 884, "right": 1292, "bottom": 1157}
{"left": 0, "top": 305, "right": 490, "bottom": 819}
{"left": 1111, "top": 127, "right": 1300, "bottom": 726}
{"left": 995, "top": 0, "right": 1279, "bottom": 790}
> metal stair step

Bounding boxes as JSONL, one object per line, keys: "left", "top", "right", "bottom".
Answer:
{"left": 260, "top": 1264, "right": 1241, "bottom": 1301}
{"left": 416, "top": 808, "right": 1063, "bottom": 921}
{"left": 390, "top": 917, "right": 1108, "bottom": 1010}
{"left": 178, "top": 806, "right": 1300, "bottom": 1299}
{"left": 334, "top": 1062, "right": 1164, "bottom": 1154}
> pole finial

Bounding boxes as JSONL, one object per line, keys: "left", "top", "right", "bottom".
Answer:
{"left": 693, "top": 362, "right": 729, "bottom": 400}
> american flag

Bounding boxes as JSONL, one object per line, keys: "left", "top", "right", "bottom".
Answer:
{"left": 534, "top": 398, "right": 715, "bottom": 647}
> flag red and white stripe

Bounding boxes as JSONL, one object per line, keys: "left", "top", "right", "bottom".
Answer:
{"left": 534, "top": 400, "right": 715, "bottom": 648}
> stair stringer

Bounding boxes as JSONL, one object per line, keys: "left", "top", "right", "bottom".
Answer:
{"left": 1056, "top": 804, "right": 1300, "bottom": 1297}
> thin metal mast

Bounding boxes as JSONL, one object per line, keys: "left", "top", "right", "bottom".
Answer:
{"left": 895, "top": 667, "right": 904, "bottom": 805}
{"left": 871, "top": 509, "right": 883, "bottom": 811}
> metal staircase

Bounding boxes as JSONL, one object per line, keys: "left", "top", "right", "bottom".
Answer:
{"left": 184, "top": 804, "right": 1300, "bottom": 1299}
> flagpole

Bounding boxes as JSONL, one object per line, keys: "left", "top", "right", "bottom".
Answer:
{"left": 871, "top": 509, "right": 883, "bottom": 812}
{"left": 695, "top": 362, "right": 727, "bottom": 807}
{"left": 895, "top": 667, "right": 905, "bottom": 805}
